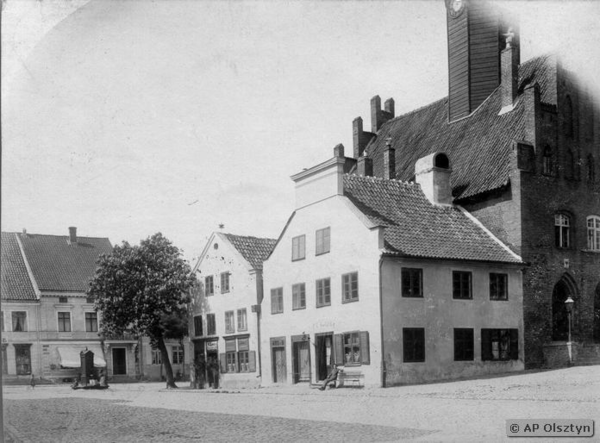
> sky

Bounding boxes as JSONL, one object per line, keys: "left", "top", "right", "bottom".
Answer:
{"left": 2, "top": 0, "right": 600, "bottom": 264}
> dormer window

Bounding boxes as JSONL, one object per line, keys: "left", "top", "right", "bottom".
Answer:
{"left": 554, "top": 213, "right": 571, "bottom": 249}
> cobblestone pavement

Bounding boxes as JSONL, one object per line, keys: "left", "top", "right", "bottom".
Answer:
{"left": 3, "top": 366, "right": 599, "bottom": 442}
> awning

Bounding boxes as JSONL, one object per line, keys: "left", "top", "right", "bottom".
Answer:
{"left": 57, "top": 345, "right": 107, "bottom": 368}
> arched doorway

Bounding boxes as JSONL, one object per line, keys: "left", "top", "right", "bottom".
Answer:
{"left": 594, "top": 283, "right": 600, "bottom": 343}
{"left": 551, "top": 275, "right": 577, "bottom": 341}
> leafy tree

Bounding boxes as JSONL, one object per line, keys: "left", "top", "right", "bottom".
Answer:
{"left": 88, "top": 233, "right": 197, "bottom": 388}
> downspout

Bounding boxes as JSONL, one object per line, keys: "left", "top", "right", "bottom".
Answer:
{"left": 255, "top": 270, "right": 263, "bottom": 381}
{"left": 379, "top": 257, "right": 386, "bottom": 388}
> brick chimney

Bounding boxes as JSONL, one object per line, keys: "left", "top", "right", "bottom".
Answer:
{"left": 69, "top": 226, "right": 77, "bottom": 245}
{"left": 500, "top": 28, "right": 519, "bottom": 109}
{"left": 415, "top": 153, "right": 453, "bottom": 206}
{"left": 370, "top": 96, "right": 395, "bottom": 133}
{"left": 383, "top": 140, "right": 395, "bottom": 180}
{"left": 357, "top": 155, "right": 373, "bottom": 177}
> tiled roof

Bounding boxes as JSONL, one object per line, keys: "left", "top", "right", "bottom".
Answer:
{"left": 223, "top": 233, "right": 277, "bottom": 270}
{"left": 366, "top": 55, "right": 556, "bottom": 200}
{"left": 17, "top": 233, "right": 113, "bottom": 292}
{"left": 1, "top": 232, "right": 37, "bottom": 301}
{"left": 343, "top": 175, "right": 522, "bottom": 263}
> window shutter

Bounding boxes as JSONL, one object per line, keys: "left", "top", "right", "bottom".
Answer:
{"left": 481, "top": 329, "right": 491, "bottom": 361}
{"left": 360, "top": 331, "right": 370, "bottom": 365}
{"left": 219, "top": 353, "right": 227, "bottom": 373}
{"left": 334, "top": 334, "right": 344, "bottom": 365}
{"left": 248, "top": 351, "right": 256, "bottom": 372}
{"left": 509, "top": 329, "right": 519, "bottom": 360}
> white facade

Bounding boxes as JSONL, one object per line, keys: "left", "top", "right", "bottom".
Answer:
{"left": 190, "top": 232, "right": 264, "bottom": 389}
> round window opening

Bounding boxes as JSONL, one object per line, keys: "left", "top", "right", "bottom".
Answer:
{"left": 213, "top": 243, "right": 219, "bottom": 250}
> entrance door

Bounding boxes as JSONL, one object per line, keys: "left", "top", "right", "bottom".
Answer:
{"left": 293, "top": 341, "right": 310, "bottom": 383}
{"left": 112, "top": 348, "right": 127, "bottom": 375}
{"left": 273, "top": 347, "right": 286, "bottom": 383}
{"left": 315, "top": 333, "right": 333, "bottom": 381}
{"left": 552, "top": 278, "right": 575, "bottom": 341}
{"left": 14, "top": 344, "right": 31, "bottom": 375}
{"left": 206, "top": 350, "right": 219, "bottom": 388}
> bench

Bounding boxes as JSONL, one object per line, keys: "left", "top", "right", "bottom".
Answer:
{"left": 337, "top": 371, "right": 364, "bottom": 388}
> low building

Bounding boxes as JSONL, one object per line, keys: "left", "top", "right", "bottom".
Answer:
{"left": 260, "top": 147, "right": 525, "bottom": 387}
{"left": 190, "top": 232, "right": 276, "bottom": 389}
{"left": 1, "top": 228, "right": 138, "bottom": 382}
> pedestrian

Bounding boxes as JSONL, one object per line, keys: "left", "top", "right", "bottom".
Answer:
{"left": 30, "top": 373, "right": 36, "bottom": 389}
{"left": 319, "top": 365, "right": 342, "bottom": 391}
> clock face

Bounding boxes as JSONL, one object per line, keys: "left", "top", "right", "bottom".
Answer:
{"left": 446, "top": 0, "right": 465, "bottom": 18}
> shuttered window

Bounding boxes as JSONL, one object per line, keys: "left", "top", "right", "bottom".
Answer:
{"left": 193, "top": 315, "right": 203, "bottom": 337}
{"left": 333, "top": 331, "right": 370, "bottom": 366}
{"left": 206, "top": 314, "right": 216, "bottom": 335}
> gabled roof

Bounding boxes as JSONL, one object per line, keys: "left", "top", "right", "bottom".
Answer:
{"left": 1, "top": 232, "right": 37, "bottom": 301}
{"left": 223, "top": 233, "right": 277, "bottom": 270}
{"left": 366, "top": 55, "right": 557, "bottom": 200}
{"left": 17, "top": 232, "right": 113, "bottom": 292}
{"left": 343, "top": 175, "right": 522, "bottom": 264}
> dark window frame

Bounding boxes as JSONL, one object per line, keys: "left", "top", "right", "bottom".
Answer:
{"left": 193, "top": 315, "right": 203, "bottom": 337}
{"left": 315, "top": 227, "right": 331, "bottom": 256}
{"left": 292, "top": 235, "right": 306, "bottom": 261}
{"left": 452, "top": 271, "right": 472, "bottom": 300}
{"left": 220, "top": 272, "right": 230, "bottom": 293}
{"left": 316, "top": 278, "right": 331, "bottom": 307}
{"left": 58, "top": 312, "right": 72, "bottom": 332}
{"left": 292, "top": 283, "right": 306, "bottom": 310}
{"left": 205, "top": 276, "right": 214, "bottom": 296}
{"left": 342, "top": 272, "right": 359, "bottom": 303}
{"left": 403, "top": 328, "right": 425, "bottom": 363}
{"left": 489, "top": 273, "right": 509, "bottom": 300}
{"left": 224, "top": 310, "right": 235, "bottom": 334}
{"left": 85, "top": 312, "right": 98, "bottom": 332}
{"left": 402, "top": 268, "right": 423, "bottom": 298}
{"left": 454, "top": 328, "right": 474, "bottom": 361}
{"left": 12, "top": 311, "right": 27, "bottom": 332}
{"left": 481, "top": 328, "right": 519, "bottom": 361}
{"left": 206, "top": 313, "right": 216, "bottom": 335}
{"left": 271, "top": 287, "right": 284, "bottom": 314}
{"left": 554, "top": 213, "right": 572, "bottom": 249}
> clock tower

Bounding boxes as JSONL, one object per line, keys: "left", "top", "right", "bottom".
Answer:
{"left": 446, "top": 0, "right": 519, "bottom": 122}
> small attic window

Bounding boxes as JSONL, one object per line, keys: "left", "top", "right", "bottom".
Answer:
{"left": 214, "top": 243, "right": 218, "bottom": 250}
{"left": 434, "top": 153, "right": 450, "bottom": 169}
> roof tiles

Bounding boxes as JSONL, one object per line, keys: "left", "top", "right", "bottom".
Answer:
{"left": 1, "top": 232, "right": 37, "bottom": 301}
{"left": 343, "top": 175, "right": 522, "bottom": 263}
{"left": 224, "top": 233, "right": 277, "bottom": 270}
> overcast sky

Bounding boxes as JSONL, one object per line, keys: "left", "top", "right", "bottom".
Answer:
{"left": 2, "top": 0, "right": 599, "bottom": 263}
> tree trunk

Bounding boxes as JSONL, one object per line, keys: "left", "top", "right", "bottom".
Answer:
{"left": 179, "top": 338, "right": 185, "bottom": 379}
{"left": 157, "top": 336, "right": 177, "bottom": 388}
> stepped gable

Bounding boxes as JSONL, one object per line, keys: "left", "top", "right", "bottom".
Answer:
{"left": 343, "top": 174, "right": 522, "bottom": 263}
{"left": 223, "top": 233, "right": 277, "bottom": 270}
{"left": 366, "top": 55, "right": 556, "bottom": 200}
{"left": 1, "top": 232, "right": 37, "bottom": 300}
{"left": 18, "top": 233, "right": 112, "bottom": 292}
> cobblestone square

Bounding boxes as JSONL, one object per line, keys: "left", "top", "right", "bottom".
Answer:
{"left": 3, "top": 366, "right": 598, "bottom": 442}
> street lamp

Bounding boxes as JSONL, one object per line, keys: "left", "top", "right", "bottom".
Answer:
{"left": 564, "top": 296, "right": 575, "bottom": 364}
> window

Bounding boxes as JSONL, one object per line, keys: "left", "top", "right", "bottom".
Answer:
{"left": 193, "top": 315, "right": 203, "bottom": 337}
{"left": 85, "top": 296, "right": 95, "bottom": 304}
{"left": 342, "top": 272, "right": 359, "bottom": 303}
{"left": 316, "top": 278, "right": 331, "bottom": 307}
{"left": 542, "top": 145, "right": 553, "bottom": 176}
{"left": 172, "top": 345, "right": 184, "bottom": 364}
{"left": 58, "top": 296, "right": 68, "bottom": 304}
{"left": 238, "top": 351, "right": 249, "bottom": 372}
{"left": 454, "top": 328, "right": 474, "bottom": 361}
{"left": 85, "top": 312, "right": 98, "bottom": 332}
{"left": 221, "top": 338, "right": 255, "bottom": 373}
{"left": 402, "top": 268, "right": 423, "bottom": 298}
{"left": 226, "top": 352, "right": 237, "bottom": 373}
{"left": 292, "top": 283, "right": 306, "bottom": 310}
{"left": 207, "top": 314, "right": 216, "bottom": 335}
{"left": 205, "top": 276, "right": 214, "bottom": 296}
{"left": 490, "top": 273, "right": 508, "bottom": 300}
{"left": 271, "top": 287, "right": 283, "bottom": 314}
{"left": 152, "top": 349, "right": 162, "bottom": 365}
{"left": 452, "top": 271, "right": 472, "bottom": 300}
{"left": 555, "top": 213, "right": 571, "bottom": 248}
{"left": 12, "top": 312, "right": 27, "bottom": 332}
{"left": 587, "top": 155, "right": 596, "bottom": 183}
{"left": 336, "top": 331, "right": 369, "bottom": 365}
{"left": 292, "top": 235, "right": 306, "bottom": 261}
{"left": 225, "top": 311, "right": 235, "bottom": 334}
{"left": 403, "top": 328, "right": 425, "bottom": 362}
{"left": 587, "top": 216, "right": 600, "bottom": 250}
{"left": 58, "top": 312, "right": 71, "bottom": 332}
{"left": 237, "top": 308, "right": 247, "bottom": 331}
{"left": 315, "top": 227, "right": 331, "bottom": 255}
{"left": 220, "top": 272, "right": 230, "bottom": 293}
{"left": 481, "top": 329, "right": 518, "bottom": 361}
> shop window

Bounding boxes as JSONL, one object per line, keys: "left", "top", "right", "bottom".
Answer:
{"left": 316, "top": 278, "right": 331, "bottom": 307}
{"left": 454, "top": 328, "right": 474, "bottom": 361}
{"left": 452, "top": 271, "right": 472, "bottom": 299}
{"left": 481, "top": 329, "right": 518, "bottom": 361}
{"left": 490, "top": 273, "right": 508, "bottom": 300}
{"left": 292, "top": 283, "right": 306, "bottom": 310}
{"left": 403, "top": 328, "right": 425, "bottom": 362}
{"left": 402, "top": 268, "right": 423, "bottom": 298}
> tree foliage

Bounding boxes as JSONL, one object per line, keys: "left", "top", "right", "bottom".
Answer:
{"left": 88, "top": 233, "right": 197, "bottom": 388}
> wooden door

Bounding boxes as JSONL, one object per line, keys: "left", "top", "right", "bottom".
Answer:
{"left": 273, "top": 347, "right": 286, "bottom": 383}
{"left": 293, "top": 341, "right": 310, "bottom": 383}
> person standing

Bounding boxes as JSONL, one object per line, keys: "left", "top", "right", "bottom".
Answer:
{"left": 29, "top": 373, "right": 36, "bottom": 389}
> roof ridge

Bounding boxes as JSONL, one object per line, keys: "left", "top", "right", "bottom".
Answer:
{"left": 223, "top": 232, "right": 277, "bottom": 242}
{"left": 345, "top": 173, "right": 417, "bottom": 187}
